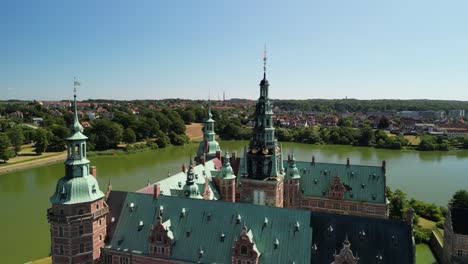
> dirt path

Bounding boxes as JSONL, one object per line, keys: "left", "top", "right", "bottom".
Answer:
{"left": 0, "top": 152, "right": 67, "bottom": 175}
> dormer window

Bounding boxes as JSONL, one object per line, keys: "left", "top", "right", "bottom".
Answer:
{"left": 241, "top": 245, "right": 248, "bottom": 255}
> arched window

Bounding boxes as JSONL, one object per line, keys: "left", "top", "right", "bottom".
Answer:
{"left": 241, "top": 245, "right": 248, "bottom": 255}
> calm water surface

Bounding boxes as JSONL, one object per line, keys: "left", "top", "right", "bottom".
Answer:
{"left": 1, "top": 141, "right": 467, "bottom": 263}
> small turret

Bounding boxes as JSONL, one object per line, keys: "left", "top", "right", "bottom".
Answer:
{"left": 286, "top": 153, "right": 301, "bottom": 179}
{"left": 196, "top": 99, "right": 221, "bottom": 163}
{"left": 182, "top": 160, "right": 202, "bottom": 199}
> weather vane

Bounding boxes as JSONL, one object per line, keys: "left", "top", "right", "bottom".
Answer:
{"left": 73, "top": 77, "right": 80, "bottom": 99}
{"left": 263, "top": 45, "right": 267, "bottom": 75}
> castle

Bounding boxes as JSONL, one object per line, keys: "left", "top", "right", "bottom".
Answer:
{"left": 48, "top": 59, "right": 414, "bottom": 263}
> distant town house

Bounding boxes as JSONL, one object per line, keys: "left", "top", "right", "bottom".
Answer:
{"left": 8, "top": 110, "right": 24, "bottom": 119}
{"left": 31, "top": 117, "right": 44, "bottom": 126}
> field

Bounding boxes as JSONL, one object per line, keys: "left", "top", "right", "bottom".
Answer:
{"left": 384, "top": 131, "right": 421, "bottom": 146}
{"left": 186, "top": 123, "right": 203, "bottom": 141}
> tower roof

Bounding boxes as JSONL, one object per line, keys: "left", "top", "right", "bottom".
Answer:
{"left": 183, "top": 159, "right": 202, "bottom": 199}
{"left": 286, "top": 154, "right": 301, "bottom": 179}
{"left": 67, "top": 80, "right": 87, "bottom": 140}
{"left": 260, "top": 46, "right": 269, "bottom": 85}
{"left": 220, "top": 151, "right": 236, "bottom": 179}
{"left": 50, "top": 79, "right": 104, "bottom": 205}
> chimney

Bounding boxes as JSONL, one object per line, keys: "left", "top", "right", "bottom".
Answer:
{"left": 153, "top": 184, "right": 161, "bottom": 200}
{"left": 200, "top": 155, "right": 206, "bottom": 166}
{"left": 216, "top": 150, "right": 221, "bottom": 160}
{"left": 90, "top": 166, "right": 97, "bottom": 178}
{"left": 382, "top": 160, "right": 386, "bottom": 172}
{"left": 346, "top": 158, "right": 350, "bottom": 166}
{"left": 182, "top": 163, "right": 187, "bottom": 173}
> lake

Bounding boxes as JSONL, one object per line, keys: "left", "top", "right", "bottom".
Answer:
{"left": 1, "top": 140, "right": 466, "bottom": 263}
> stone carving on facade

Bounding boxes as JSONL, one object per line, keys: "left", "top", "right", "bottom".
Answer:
{"left": 231, "top": 224, "right": 261, "bottom": 264}
{"left": 331, "top": 237, "right": 359, "bottom": 264}
{"left": 328, "top": 175, "right": 347, "bottom": 200}
{"left": 148, "top": 211, "right": 173, "bottom": 259}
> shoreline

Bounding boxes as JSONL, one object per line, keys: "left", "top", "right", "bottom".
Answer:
{"left": 2, "top": 140, "right": 466, "bottom": 175}
{"left": 0, "top": 153, "right": 66, "bottom": 175}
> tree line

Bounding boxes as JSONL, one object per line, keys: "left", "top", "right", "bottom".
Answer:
{"left": 272, "top": 99, "right": 468, "bottom": 113}
{"left": 0, "top": 102, "right": 190, "bottom": 163}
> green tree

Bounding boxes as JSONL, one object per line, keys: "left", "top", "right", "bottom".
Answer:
{"left": 418, "top": 135, "right": 435, "bottom": 151}
{"left": 451, "top": 190, "right": 468, "bottom": 209}
{"left": 358, "top": 125, "right": 374, "bottom": 146}
{"left": 155, "top": 112, "right": 171, "bottom": 133}
{"left": 0, "top": 133, "right": 14, "bottom": 162}
{"left": 337, "top": 117, "right": 352, "bottom": 127}
{"left": 389, "top": 189, "right": 408, "bottom": 220}
{"left": 299, "top": 127, "right": 321, "bottom": 144}
{"left": 89, "top": 120, "right": 123, "bottom": 150}
{"left": 377, "top": 116, "right": 390, "bottom": 129}
{"left": 7, "top": 126, "right": 24, "bottom": 155}
{"left": 155, "top": 130, "right": 170, "bottom": 148}
{"left": 221, "top": 123, "right": 242, "bottom": 140}
{"left": 463, "top": 137, "right": 468, "bottom": 149}
{"left": 47, "top": 125, "right": 70, "bottom": 151}
{"left": 276, "top": 127, "right": 293, "bottom": 142}
{"left": 169, "top": 131, "right": 188, "bottom": 145}
{"left": 123, "top": 127, "right": 137, "bottom": 144}
{"left": 33, "top": 128, "right": 51, "bottom": 155}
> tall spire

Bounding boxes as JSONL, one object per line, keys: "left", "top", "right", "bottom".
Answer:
{"left": 208, "top": 95, "right": 212, "bottom": 119}
{"left": 263, "top": 45, "right": 267, "bottom": 80}
{"left": 72, "top": 78, "right": 84, "bottom": 133}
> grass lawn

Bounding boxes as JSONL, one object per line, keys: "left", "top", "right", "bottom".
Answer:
{"left": 418, "top": 217, "right": 436, "bottom": 229}
{"left": 416, "top": 244, "right": 437, "bottom": 264}
{"left": 0, "top": 144, "right": 65, "bottom": 167}
{"left": 404, "top": 135, "right": 421, "bottom": 146}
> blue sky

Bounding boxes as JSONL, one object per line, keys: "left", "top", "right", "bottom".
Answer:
{"left": 2, "top": 0, "right": 468, "bottom": 101}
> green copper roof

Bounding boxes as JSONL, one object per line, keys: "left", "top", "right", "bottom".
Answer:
{"left": 50, "top": 87, "right": 104, "bottom": 205}
{"left": 66, "top": 131, "right": 88, "bottom": 141}
{"left": 292, "top": 160, "right": 386, "bottom": 204}
{"left": 182, "top": 163, "right": 203, "bottom": 199}
{"left": 212, "top": 152, "right": 236, "bottom": 179}
{"left": 142, "top": 159, "right": 220, "bottom": 200}
{"left": 106, "top": 193, "right": 313, "bottom": 264}
{"left": 285, "top": 154, "right": 301, "bottom": 179}
{"left": 50, "top": 174, "right": 105, "bottom": 204}
{"left": 197, "top": 139, "right": 220, "bottom": 155}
